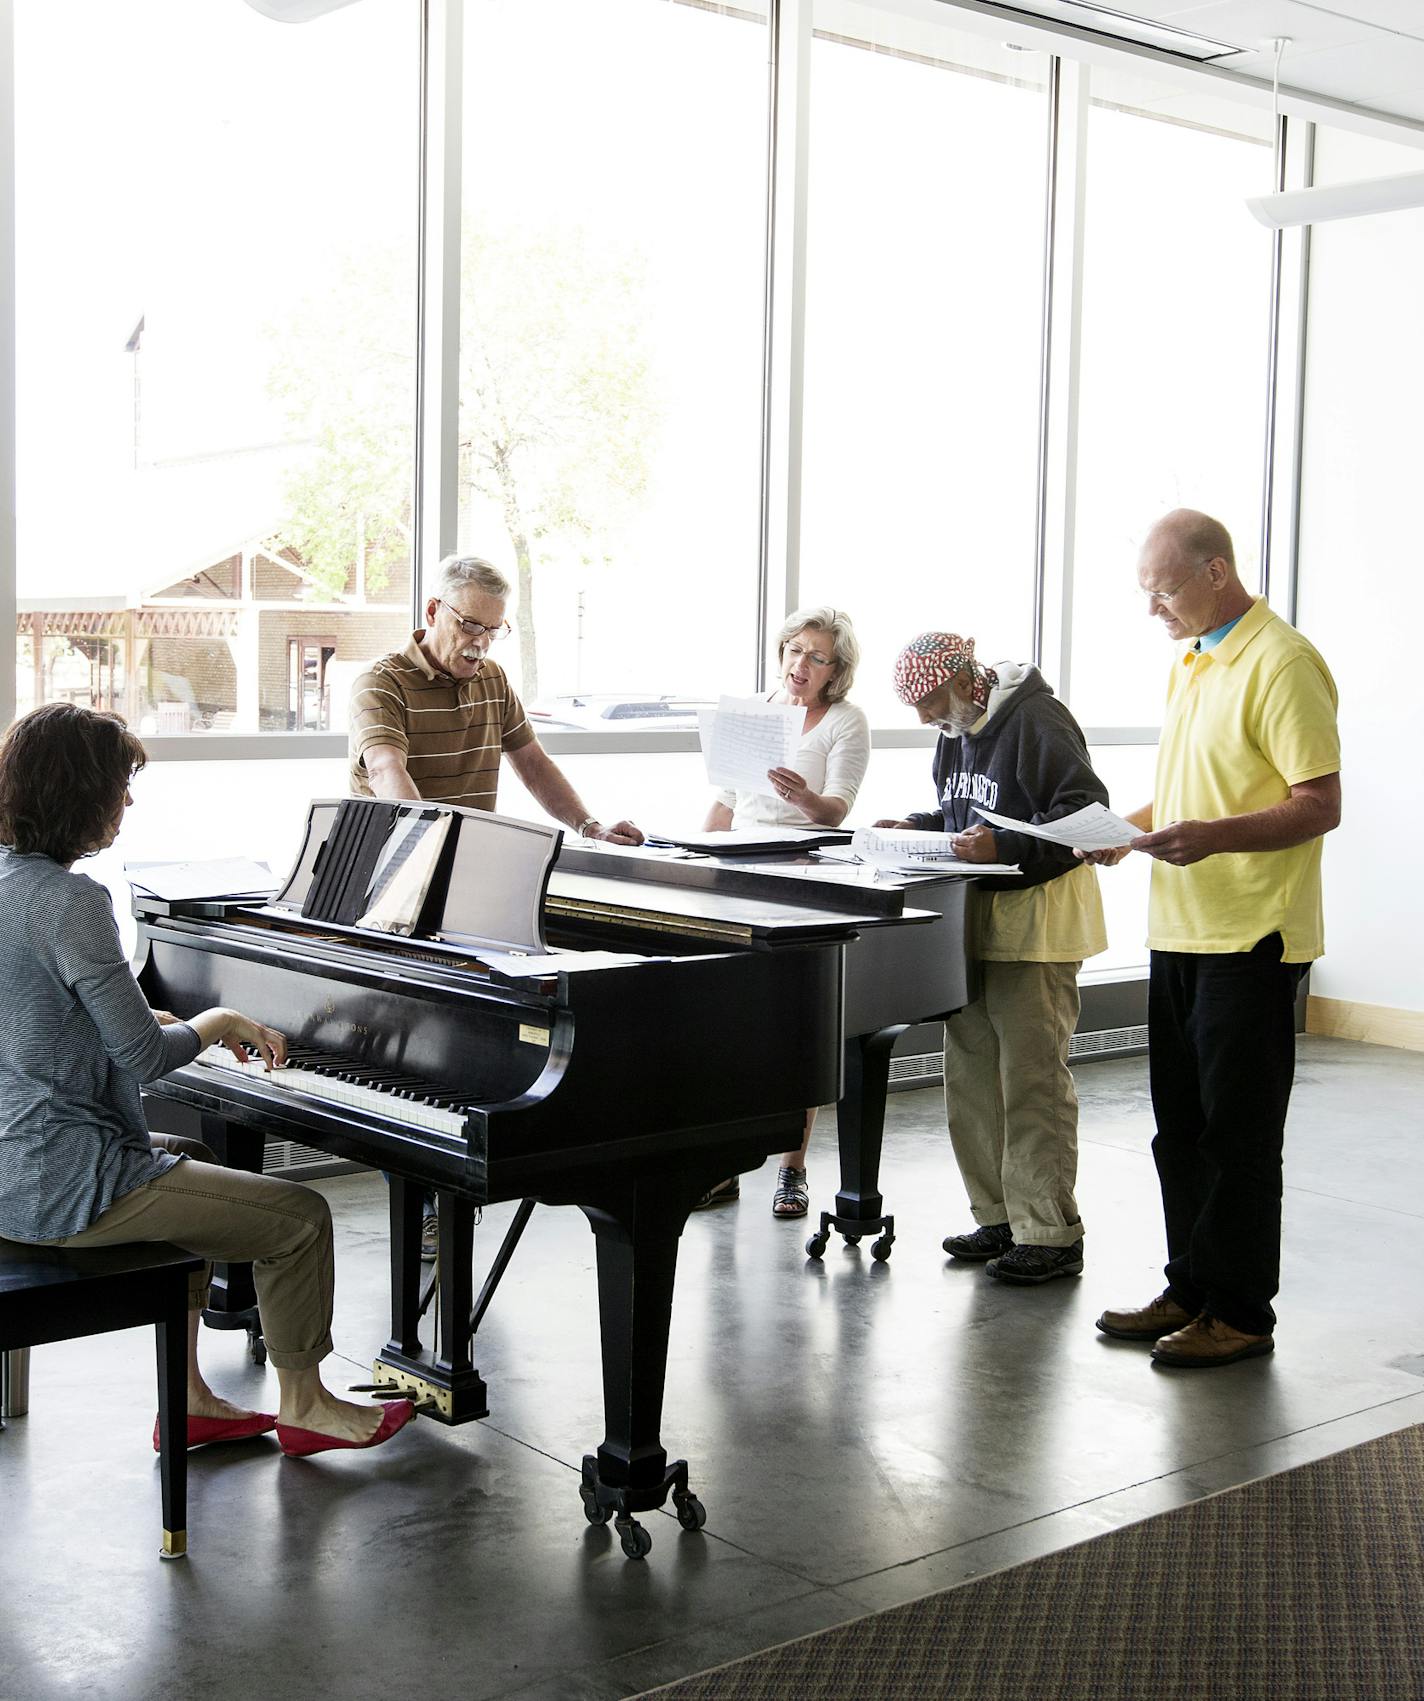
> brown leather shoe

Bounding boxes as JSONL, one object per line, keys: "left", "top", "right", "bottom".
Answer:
{"left": 1150, "top": 1314, "right": 1274, "bottom": 1368}
{"left": 1096, "top": 1291, "right": 1195, "bottom": 1341}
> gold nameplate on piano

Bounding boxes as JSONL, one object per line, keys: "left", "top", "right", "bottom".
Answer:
{"left": 371, "top": 1359, "right": 455, "bottom": 1419}
{"left": 518, "top": 1023, "right": 550, "bottom": 1048}
{"left": 544, "top": 894, "right": 754, "bottom": 944}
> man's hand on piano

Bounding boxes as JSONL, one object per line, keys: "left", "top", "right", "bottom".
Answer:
{"left": 586, "top": 819, "right": 645, "bottom": 846}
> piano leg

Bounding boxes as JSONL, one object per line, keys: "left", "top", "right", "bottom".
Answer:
{"left": 806, "top": 1025, "right": 909, "bottom": 1263}
{"left": 578, "top": 1177, "right": 716, "bottom": 1560}
{"left": 194, "top": 1115, "right": 268, "bottom": 1362}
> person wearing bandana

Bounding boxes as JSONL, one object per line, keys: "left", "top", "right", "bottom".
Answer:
{"left": 878, "top": 632, "right": 1110, "bottom": 1283}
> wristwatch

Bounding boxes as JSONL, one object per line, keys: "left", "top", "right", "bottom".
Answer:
{"left": 575, "top": 817, "right": 600, "bottom": 838}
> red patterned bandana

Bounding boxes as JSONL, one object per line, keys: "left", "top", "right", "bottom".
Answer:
{"left": 892, "top": 632, "right": 997, "bottom": 709}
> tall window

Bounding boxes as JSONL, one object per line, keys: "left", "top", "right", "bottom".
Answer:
{"left": 454, "top": 0, "right": 771, "bottom": 723}
{"left": 13, "top": 0, "right": 419, "bottom": 739}
{"left": 1066, "top": 70, "right": 1274, "bottom": 727}
{"left": 799, "top": 9, "right": 1050, "bottom": 726}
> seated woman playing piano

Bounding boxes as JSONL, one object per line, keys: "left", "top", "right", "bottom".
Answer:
{"left": 0, "top": 704, "right": 414, "bottom": 1458}
{"left": 697, "top": 605, "right": 870, "bottom": 1219}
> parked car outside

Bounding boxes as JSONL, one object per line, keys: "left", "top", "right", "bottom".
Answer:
{"left": 528, "top": 693, "right": 715, "bottom": 732}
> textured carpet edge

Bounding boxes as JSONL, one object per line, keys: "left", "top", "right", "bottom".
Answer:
{"left": 625, "top": 1418, "right": 1424, "bottom": 1700}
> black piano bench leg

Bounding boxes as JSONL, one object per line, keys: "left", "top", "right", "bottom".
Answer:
{"left": 579, "top": 1455, "right": 705, "bottom": 1560}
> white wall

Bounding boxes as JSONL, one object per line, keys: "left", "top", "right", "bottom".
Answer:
{"left": 1295, "top": 130, "right": 1424, "bottom": 1013}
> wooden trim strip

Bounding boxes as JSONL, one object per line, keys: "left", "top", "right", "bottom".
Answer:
{"left": 1306, "top": 996, "right": 1424, "bottom": 1053}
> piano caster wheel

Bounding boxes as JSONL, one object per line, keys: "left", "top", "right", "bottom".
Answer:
{"left": 871, "top": 1235, "right": 894, "bottom": 1261}
{"left": 617, "top": 1517, "right": 653, "bottom": 1560}
{"left": 843, "top": 1232, "right": 862, "bottom": 1246}
{"left": 673, "top": 1491, "right": 706, "bottom": 1532}
{"left": 579, "top": 1483, "right": 612, "bottom": 1525}
{"left": 249, "top": 1335, "right": 267, "bottom": 1366}
{"left": 805, "top": 1232, "right": 828, "bottom": 1260}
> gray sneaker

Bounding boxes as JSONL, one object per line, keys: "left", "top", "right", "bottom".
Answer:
{"left": 986, "top": 1239, "right": 1084, "bottom": 1284}
{"left": 942, "top": 1222, "right": 1013, "bottom": 1261}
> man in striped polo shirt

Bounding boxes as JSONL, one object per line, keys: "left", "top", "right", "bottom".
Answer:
{"left": 350, "top": 555, "right": 643, "bottom": 1260}
{"left": 349, "top": 555, "right": 643, "bottom": 844}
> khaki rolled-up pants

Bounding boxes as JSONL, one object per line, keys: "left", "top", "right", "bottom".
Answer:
{"left": 942, "top": 958, "right": 1084, "bottom": 1248}
{"left": 28, "top": 1137, "right": 334, "bottom": 1371}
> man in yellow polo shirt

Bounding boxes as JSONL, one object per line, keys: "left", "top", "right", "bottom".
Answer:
{"left": 1091, "top": 509, "right": 1340, "bottom": 1369}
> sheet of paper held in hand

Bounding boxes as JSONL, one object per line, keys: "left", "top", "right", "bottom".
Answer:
{"left": 845, "top": 827, "right": 1021, "bottom": 877}
{"left": 698, "top": 696, "right": 803, "bottom": 794}
{"left": 972, "top": 800, "right": 1139, "bottom": 850}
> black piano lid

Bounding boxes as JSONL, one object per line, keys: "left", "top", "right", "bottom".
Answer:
{"left": 545, "top": 869, "right": 929, "bottom": 944}
{"left": 554, "top": 843, "right": 946, "bottom": 923}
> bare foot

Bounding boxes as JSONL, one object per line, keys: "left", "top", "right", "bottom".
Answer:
{"left": 277, "top": 1387, "right": 384, "bottom": 1444}
{"left": 187, "top": 1383, "right": 270, "bottom": 1422}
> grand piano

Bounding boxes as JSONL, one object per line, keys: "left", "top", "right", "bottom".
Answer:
{"left": 553, "top": 837, "right": 979, "bottom": 1259}
{"left": 136, "top": 798, "right": 937, "bottom": 1558}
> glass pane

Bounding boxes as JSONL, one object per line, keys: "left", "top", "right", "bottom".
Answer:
{"left": 1067, "top": 70, "right": 1273, "bottom": 727}
{"left": 800, "top": 5, "right": 1050, "bottom": 726}
{"left": 89, "top": 758, "right": 349, "bottom": 961}
{"left": 14, "top": 0, "right": 419, "bottom": 736}
{"left": 454, "top": 0, "right": 770, "bottom": 725}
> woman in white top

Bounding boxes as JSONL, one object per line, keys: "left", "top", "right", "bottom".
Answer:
{"left": 698, "top": 607, "right": 870, "bottom": 1219}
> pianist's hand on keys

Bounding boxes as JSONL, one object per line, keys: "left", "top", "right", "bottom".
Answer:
{"left": 183, "top": 1007, "right": 288, "bottom": 1072}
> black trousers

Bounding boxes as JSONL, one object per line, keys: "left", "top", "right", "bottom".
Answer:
{"left": 1148, "top": 935, "right": 1307, "bottom": 1336}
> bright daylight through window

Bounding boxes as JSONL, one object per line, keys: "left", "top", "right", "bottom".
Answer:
{"left": 13, "top": 0, "right": 418, "bottom": 739}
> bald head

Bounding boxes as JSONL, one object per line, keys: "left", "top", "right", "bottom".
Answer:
{"left": 1144, "top": 509, "right": 1237, "bottom": 576}
{"left": 1137, "top": 509, "right": 1254, "bottom": 642}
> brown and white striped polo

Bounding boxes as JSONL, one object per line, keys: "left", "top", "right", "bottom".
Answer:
{"left": 348, "top": 632, "right": 535, "bottom": 808}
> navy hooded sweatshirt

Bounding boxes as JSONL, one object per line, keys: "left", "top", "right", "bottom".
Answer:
{"left": 905, "top": 663, "right": 1108, "bottom": 893}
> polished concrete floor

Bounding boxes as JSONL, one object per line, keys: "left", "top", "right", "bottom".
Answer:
{"left": 3, "top": 1034, "right": 1423, "bottom": 1701}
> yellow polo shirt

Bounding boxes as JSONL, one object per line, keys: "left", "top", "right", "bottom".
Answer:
{"left": 1148, "top": 598, "right": 1339, "bottom": 962}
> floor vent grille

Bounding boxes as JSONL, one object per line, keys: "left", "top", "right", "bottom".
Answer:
{"left": 889, "top": 1024, "right": 1149, "bottom": 1090}
{"left": 262, "top": 1141, "right": 361, "bottom": 1180}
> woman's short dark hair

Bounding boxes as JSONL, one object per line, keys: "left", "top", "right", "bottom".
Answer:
{"left": 0, "top": 704, "right": 147, "bottom": 864}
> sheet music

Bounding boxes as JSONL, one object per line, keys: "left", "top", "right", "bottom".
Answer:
{"left": 126, "top": 857, "right": 274, "bottom": 901}
{"left": 699, "top": 697, "right": 804, "bottom": 794}
{"left": 356, "top": 812, "right": 452, "bottom": 934}
{"left": 972, "top": 801, "right": 1138, "bottom": 850}
{"left": 847, "top": 828, "right": 1021, "bottom": 877}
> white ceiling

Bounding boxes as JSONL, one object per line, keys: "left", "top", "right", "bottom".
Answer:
{"left": 948, "top": 0, "right": 1424, "bottom": 137}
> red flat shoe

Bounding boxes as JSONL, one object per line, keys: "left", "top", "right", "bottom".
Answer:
{"left": 275, "top": 1399, "right": 415, "bottom": 1458}
{"left": 152, "top": 1411, "right": 278, "bottom": 1452}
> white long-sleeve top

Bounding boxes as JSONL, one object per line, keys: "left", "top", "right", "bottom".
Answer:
{"left": 716, "top": 698, "right": 871, "bottom": 829}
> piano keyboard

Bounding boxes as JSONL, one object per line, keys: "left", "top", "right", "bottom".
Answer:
{"left": 195, "top": 1045, "right": 475, "bottom": 1137}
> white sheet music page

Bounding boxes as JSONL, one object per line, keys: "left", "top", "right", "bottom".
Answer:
{"left": 848, "top": 827, "right": 1021, "bottom": 877}
{"left": 699, "top": 697, "right": 804, "bottom": 793}
{"left": 126, "top": 857, "right": 275, "bottom": 901}
{"left": 972, "top": 800, "right": 1138, "bottom": 850}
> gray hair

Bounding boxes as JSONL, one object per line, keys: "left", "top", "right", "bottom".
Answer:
{"left": 433, "top": 554, "right": 511, "bottom": 604}
{"left": 776, "top": 605, "right": 860, "bottom": 705}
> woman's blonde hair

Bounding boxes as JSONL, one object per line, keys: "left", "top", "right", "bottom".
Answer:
{"left": 775, "top": 606, "right": 859, "bottom": 705}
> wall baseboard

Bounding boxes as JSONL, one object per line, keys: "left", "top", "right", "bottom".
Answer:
{"left": 1306, "top": 996, "right": 1424, "bottom": 1052}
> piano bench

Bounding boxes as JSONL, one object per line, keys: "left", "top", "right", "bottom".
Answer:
{"left": 0, "top": 1239, "right": 205, "bottom": 1560}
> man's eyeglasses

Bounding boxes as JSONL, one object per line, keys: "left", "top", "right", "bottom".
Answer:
{"left": 435, "top": 599, "right": 512, "bottom": 640}
{"left": 1142, "top": 557, "right": 1214, "bottom": 605}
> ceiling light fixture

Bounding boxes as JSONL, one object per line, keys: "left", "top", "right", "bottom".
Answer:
{"left": 1246, "top": 37, "right": 1424, "bottom": 228}
{"left": 980, "top": 1, "right": 1243, "bottom": 62}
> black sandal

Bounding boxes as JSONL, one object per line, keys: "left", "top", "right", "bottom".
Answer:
{"left": 692, "top": 1176, "right": 740, "bottom": 1211}
{"left": 771, "top": 1166, "right": 809, "bottom": 1218}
